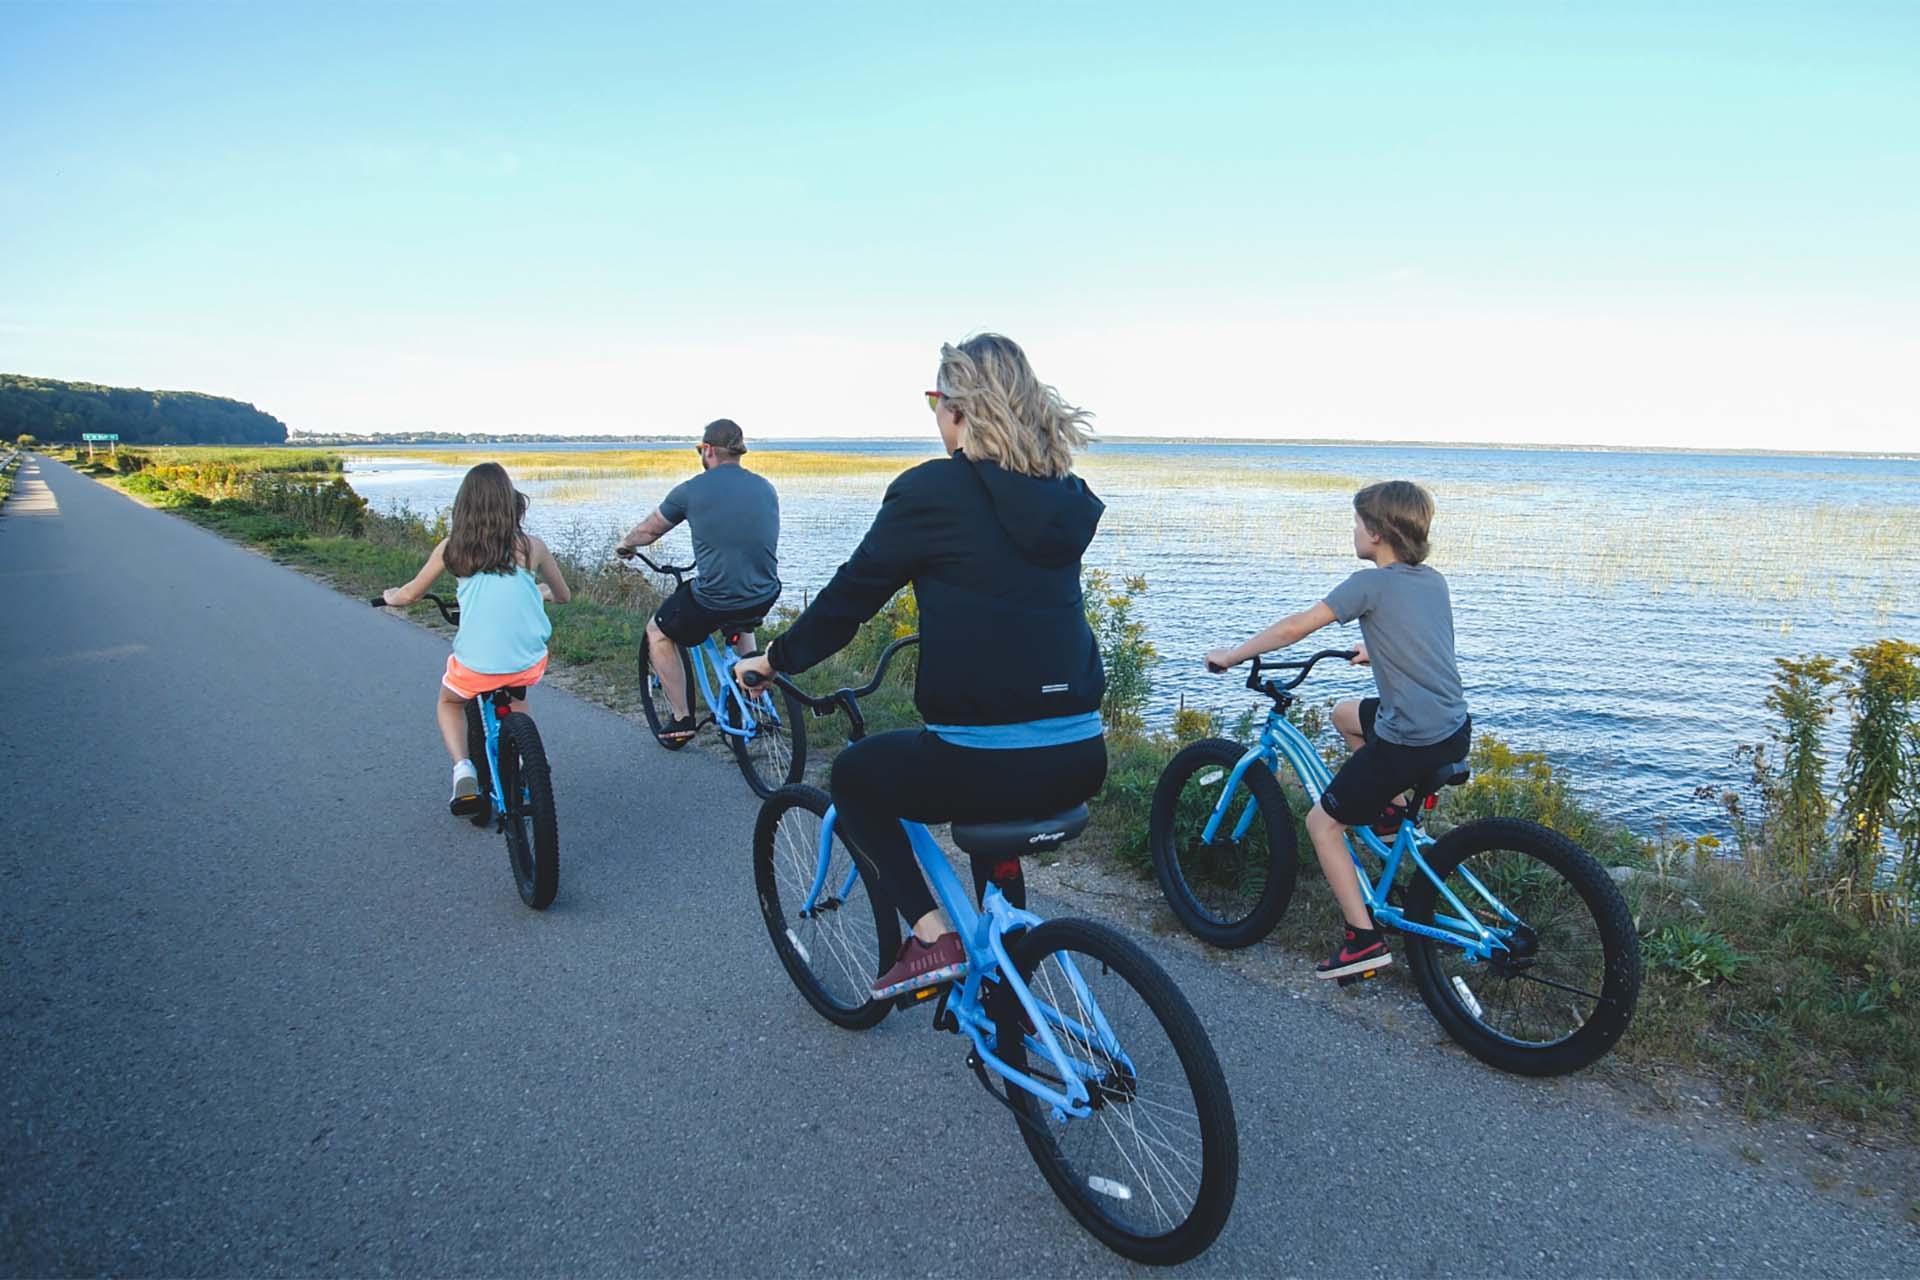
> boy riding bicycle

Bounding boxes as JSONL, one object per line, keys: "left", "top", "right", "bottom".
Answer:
{"left": 1203, "top": 480, "right": 1469, "bottom": 980}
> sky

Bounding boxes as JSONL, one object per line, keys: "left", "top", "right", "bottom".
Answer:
{"left": 2, "top": 1, "right": 1916, "bottom": 450}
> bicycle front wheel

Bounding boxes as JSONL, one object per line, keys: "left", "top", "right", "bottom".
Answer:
{"left": 725, "top": 681, "right": 808, "bottom": 797}
{"left": 997, "top": 918, "right": 1238, "bottom": 1265}
{"left": 1149, "top": 738, "right": 1297, "bottom": 948}
{"left": 1403, "top": 817, "right": 1640, "bottom": 1076}
{"left": 497, "top": 712, "right": 558, "bottom": 910}
{"left": 751, "top": 786, "right": 898, "bottom": 1030}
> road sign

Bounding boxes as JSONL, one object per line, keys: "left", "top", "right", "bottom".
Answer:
{"left": 81, "top": 433, "right": 120, "bottom": 441}
{"left": 80, "top": 432, "right": 120, "bottom": 459}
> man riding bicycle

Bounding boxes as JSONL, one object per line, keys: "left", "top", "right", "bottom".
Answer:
{"left": 617, "top": 419, "right": 781, "bottom": 748}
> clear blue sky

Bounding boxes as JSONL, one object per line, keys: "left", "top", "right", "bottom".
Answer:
{"left": 3, "top": 1, "right": 1915, "bottom": 448}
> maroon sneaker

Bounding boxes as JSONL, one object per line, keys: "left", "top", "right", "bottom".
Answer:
{"left": 1315, "top": 926, "right": 1392, "bottom": 980}
{"left": 871, "top": 932, "right": 968, "bottom": 1000}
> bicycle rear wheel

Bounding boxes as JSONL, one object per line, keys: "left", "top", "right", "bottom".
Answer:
{"left": 1148, "top": 738, "right": 1297, "bottom": 948}
{"left": 462, "top": 700, "right": 493, "bottom": 828}
{"left": 638, "top": 628, "right": 697, "bottom": 744}
{"left": 1403, "top": 817, "right": 1640, "bottom": 1076}
{"left": 497, "top": 712, "right": 558, "bottom": 910}
{"left": 996, "top": 918, "right": 1238, "bottom": 1265}
{"left": 725, "top": 682, "right": 808, "bottom": 798}
{"left": 752, "top": 786, "right": 898, "bottom": 1030}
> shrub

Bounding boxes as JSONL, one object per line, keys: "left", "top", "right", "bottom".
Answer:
{"left": 121, "top": 471, "right": 171, "bottom": 495}
{"left": 1645, "top": 924, "right": 1747, "bottom": 987}
{"left": 1836, "top": 639, "right": 1920, "bottom": 901}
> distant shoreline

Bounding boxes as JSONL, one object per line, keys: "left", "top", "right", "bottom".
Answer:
{"left": 288, "top": 433, "right": 1920, "bottom": 463}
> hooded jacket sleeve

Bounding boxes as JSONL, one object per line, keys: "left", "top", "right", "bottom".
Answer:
{"left": 767, "top": 471, "right": 930, "bottom": 675}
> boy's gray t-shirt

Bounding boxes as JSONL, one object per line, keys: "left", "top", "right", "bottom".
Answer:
{"left": 1323, "top": 562, "right": 1468, "bottom": 747}
{"left": 658, "top": 464, "right": 781, "bottom": 610}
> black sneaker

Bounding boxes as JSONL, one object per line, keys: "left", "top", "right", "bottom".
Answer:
{"left": 655, "top": 714, "right": 697, "bottom": 750}
{"left": 1315, "top": 926, "right": 1392, "bottom": 980}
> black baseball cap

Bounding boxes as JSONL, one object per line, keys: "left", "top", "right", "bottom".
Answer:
{"left": 701, "top": 419, "right": 747, "bottom": 453}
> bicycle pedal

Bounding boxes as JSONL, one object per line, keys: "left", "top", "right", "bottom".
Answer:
{"left": 1336, "top": 968, "right": 1382, "bottom": 988}
{"left": 893, "top": 982, "right": 950, "bottom": 1012}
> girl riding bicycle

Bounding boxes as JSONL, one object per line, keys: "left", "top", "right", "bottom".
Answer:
{"left": 382, "top": 462, "right": 572, "bottom": 815}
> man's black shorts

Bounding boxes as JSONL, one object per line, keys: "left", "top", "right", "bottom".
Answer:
{"left": 1319, "top": 697, "right": 1471, "bottom": 826}
{"left": 651, "top": 582, "right": 780, "bottom": 647}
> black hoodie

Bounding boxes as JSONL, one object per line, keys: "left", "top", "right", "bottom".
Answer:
{"left": 769, "top": 451, "right": 1107, "bottom": 727}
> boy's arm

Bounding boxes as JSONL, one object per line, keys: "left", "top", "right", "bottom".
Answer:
{"left": 384, "top": 540, "right": 449, "bottom": 607}
{"left": 530, "top": 536, "right": 572, "bottom": 604}
{"left": 1205, "top": 602, "right": 1336, "bottom": 670}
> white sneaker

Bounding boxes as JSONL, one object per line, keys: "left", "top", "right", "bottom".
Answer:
{"left": 449, "top": 760, "right": 482, "bottom": 816}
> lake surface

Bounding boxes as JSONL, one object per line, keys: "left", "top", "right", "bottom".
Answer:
{"left": 342, "top": 440, "right": 1920, "bottom": 836}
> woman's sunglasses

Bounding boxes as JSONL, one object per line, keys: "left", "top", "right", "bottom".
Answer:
{"left": 924, "top": 390, "right": 945, "bottom": 410}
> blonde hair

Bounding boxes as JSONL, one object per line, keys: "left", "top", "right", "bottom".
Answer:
{"left": 936, "top": 333, "right": 1092, "bottom": 478}
{"left": 1354, "top": 480, "right": 1435, "bottom": 565}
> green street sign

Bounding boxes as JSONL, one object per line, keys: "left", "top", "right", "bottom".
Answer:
{"left": 81, "top": 433, "right": 120, "bottom": 442}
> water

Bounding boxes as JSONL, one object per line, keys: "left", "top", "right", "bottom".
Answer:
{"left": 342, "top": 440, "right": 1920, "bottom": 835}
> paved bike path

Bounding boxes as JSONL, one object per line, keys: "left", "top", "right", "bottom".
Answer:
{"left": 1, "top": 456, "right": 1909, "bottom": 1276}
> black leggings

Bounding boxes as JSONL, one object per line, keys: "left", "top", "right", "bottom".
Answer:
{"left": 830, "top": 729, "right": 1109, "bottom": 925}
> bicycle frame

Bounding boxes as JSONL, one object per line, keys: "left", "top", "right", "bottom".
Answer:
{"left": 798, "top": 806, "right": 1127, "bottom": 1123}
{"left": 1202, "top": 709, "right": 1522, "bottom": 965}
{"left": 474, "top": 692, "right": 516, "bottom": 822}
{"left": 681, "top": 636, "right": 778, "bottom": 743}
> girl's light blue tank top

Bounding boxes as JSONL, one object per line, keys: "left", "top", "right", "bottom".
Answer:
{"left": 453, "top": 565, "right": 551, "bottom": 674}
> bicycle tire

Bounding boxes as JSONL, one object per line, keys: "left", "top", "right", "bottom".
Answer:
{"left": 752, "top": 785, "right": 898, "bottom": 1029}
{"left": 996, "top": 918, "right": 1238, "bottom": 1265}
{"left": 497, "top": 711, "right": 559, "bottom": 910}
{"left": 638, "top": 625, "right": 698, "bottom": 745}
{"left": 1148, "top": 738, "right": 1297, "bottom": 948}
{"left": 723, "top": 680, "right": 808, "bottom": 798}
{"left": 1403, "top": 817, "right": 1640, "bottom": 1076}
{"left": 462, "top": 700, "right": 493, "bottom": 828}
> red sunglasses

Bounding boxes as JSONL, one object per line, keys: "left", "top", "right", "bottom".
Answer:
{"left": 924, "top": 390, "right": 945, "bottom": 410}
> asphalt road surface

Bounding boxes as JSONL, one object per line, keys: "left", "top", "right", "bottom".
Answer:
{"left": 3, "top": 456, "right": 1912, "bottom": 1276}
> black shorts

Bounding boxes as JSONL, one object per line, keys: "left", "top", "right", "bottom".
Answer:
{"left": 651, "top": 582, "right": 779, "bottom": 648}
{"left": 1319, "top": 697, "right": 1471, "bottom": 825}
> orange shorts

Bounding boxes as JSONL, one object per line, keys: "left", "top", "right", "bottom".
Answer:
{"left": 442, "top": 653, "right": 549, "bottom": 701}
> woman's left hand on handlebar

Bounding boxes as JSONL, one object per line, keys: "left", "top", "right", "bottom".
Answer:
{"left": 734, "top": 652, "right": 774, "bottom": 691}
{"left": 1203, "top": 647, "right": 1238, "bottom": 673}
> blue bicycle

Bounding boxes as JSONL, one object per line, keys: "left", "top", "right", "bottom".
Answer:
{"left": 747, "top": 636, "right": 1239, "bottom": 1265}
{"left": 626, "top": 551, "right": 805, "bottom": 797}
{"left": 1150, "top": 650, "right": 1640, "bottom": 1076}
{"left": 372, "top": 592, "right": 558, "bottom": 910}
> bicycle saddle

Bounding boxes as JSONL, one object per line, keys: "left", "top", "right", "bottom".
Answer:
{"left": 950, "top": 804, "right": 1091, "bottom": 857}
{"left": 1422, "top": 759, "right": 1472, "bottom": 792}
{"left": 715, "top": 614, "right": 767, "bottom": 634}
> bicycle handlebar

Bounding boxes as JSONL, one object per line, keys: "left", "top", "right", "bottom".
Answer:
{"left": 372, "top": 593, "right": 460, "bottom": 626}
{"left": 619, "top": 549, "right": 695, "bottom": 582}
{"left": 1245, "top": 648, "right": 1358, "bottom": 694}
{"left": 741, "top": 634, "right": 921, "bottom": 740}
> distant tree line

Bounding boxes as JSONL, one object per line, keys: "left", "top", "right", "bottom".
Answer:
{"left": 0, "top": 374, "right": 288, "bottom": 445}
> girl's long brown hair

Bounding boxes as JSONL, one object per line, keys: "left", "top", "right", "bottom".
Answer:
{"left": 445, "top": 462, "right": 530, "bottom": 577}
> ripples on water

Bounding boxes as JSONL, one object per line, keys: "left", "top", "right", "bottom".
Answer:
{"left": 344, "top": 441, "right": 1920, "bottom": 835}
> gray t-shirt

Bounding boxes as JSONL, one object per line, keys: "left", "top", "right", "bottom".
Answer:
{"left": 1323, "top": 562, "right": 1468, "bottom": 747}
{"left": 658, "top": 464, "right": 781, "bottom": 610}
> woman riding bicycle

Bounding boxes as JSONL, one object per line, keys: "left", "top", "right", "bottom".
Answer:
{"left": 734, "top": 333, "right": 1108, "bottom": 999}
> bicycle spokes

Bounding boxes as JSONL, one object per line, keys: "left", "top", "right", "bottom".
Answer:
{"left": 1428, "top": 849, "right": 1610, "bottom": 1045}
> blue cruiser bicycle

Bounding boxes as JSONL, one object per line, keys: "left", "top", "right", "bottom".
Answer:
{"left": 746, "top": 636, "right": 1238, "bottom": 1266}
{"left": 628, "top": 551, "right": 805, "bottom": 797}
{"left": 1150, "top": 650, "right": 1640, "bottom": 1077}
{"left": 372, "top": 593, "right": 558, "bottom": 910}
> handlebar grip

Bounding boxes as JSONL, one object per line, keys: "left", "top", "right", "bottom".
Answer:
{"left": 740, "top": 669, "right": 767, "bottom": 689}
{"left": 370, "top": 595, "right": 388, "bottom": 607}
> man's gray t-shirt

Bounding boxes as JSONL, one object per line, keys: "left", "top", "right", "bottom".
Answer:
{"left": 1323, "top": 562, "right": 1468, "bottom": 747}
{"left": 658, "top": 464, "right": 781, "bottom": 610}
